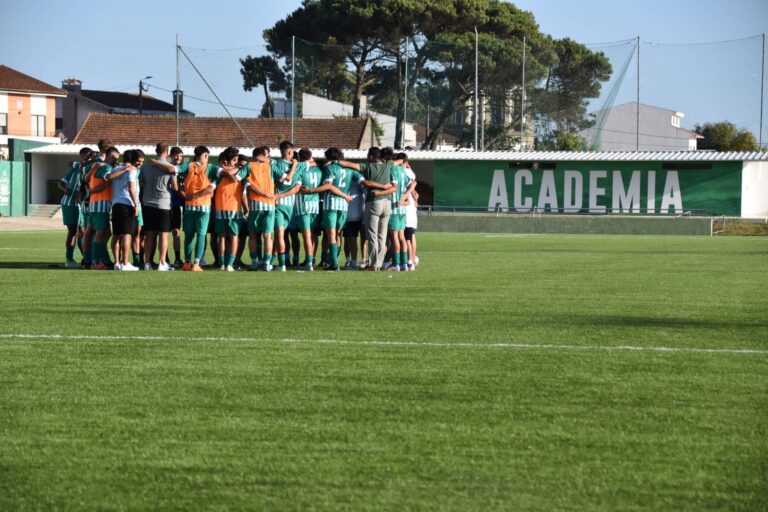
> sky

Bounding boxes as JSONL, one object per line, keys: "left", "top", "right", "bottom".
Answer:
{"left": 2, "top": 0, "right": 766, "bottom": 137}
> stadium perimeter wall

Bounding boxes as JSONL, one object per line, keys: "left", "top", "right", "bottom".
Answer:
{"left": 417, "top": 214, "right": 712, "bottom": 236}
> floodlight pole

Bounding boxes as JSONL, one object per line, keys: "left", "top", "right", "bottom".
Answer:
{"left": 474, "top": 26, "right": 479, "bottom": 151}
{"left": 636, "top": 35, "right": 640, "bottom": 152}
{"left": 760, "top": 33, "right": 765, "bottom": 148}
{"left": 520, "top": 35, "right": 526, "bottom": 150}
{"left": 402, "top": 37, "right": 408, "bottom": 149}
{"left": 175, "top": 34, "right": 180, "bottom": 147}
{"left": 139, "top": 75, "right": 151, "bottom": 115}
{"left": 291, "top": 35, "right": 295, "bottom": 143}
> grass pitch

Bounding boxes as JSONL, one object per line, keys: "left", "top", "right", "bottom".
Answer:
{"left": 0, "top": 231, "right": 766, "bottom": 510}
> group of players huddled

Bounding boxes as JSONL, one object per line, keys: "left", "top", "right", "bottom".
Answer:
{"left": 58, "top": 140, "right": 419, "bottom": 272}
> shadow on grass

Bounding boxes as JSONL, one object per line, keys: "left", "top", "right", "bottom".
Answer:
{"left": 0, "top": 262, "right": 76, "bottom": 270}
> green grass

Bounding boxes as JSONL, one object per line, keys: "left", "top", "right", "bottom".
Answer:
{"left": 0, "top": 231, "right": 766, "bottom": 510}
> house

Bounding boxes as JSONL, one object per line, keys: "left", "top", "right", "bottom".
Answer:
{"left": 580, "top": 102, "right": 703, "bottom": 151}
{"left": 0, "top": 65, "right": 67, "bottom": 158}
{"left": 71, "top": 113, "right": 373, "bottom": 149}
{"left": 59, "top": 78, "right": 194, "bottom": 142}
{"left": 277, "top": 93, "right": 417, "bottom": 148}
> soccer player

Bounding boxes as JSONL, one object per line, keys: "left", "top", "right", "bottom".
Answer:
{"left": 168, "top": 146, "right": 185, "bottom": 267}
{"left": 177, "top": 145, "right": 217, "bottom": 272}
{"left": 214, "top": 147, "right": 248, "bottom": 272}
{"left": 80, "top": 139, "right": 112, "bottom": 268}
{"left": 234, "top": 153, "right": 250, "bottom": 269}
{"left": 380, "top": 152, "right": 413, "bottom": 272}
{"left": 342, "top": 174, "right": 366, "bottom": 270}
{"left": 272, "top": 140, "right": 301, "bottom": 272}
{"left": 141, "top": 143, "right": 178, "bottom": 271}
{"left": 109, "top": 149, "right": 140, "bottom": 271}
{"left": 293, "top": 149, "right": 321, "bottom": 271}
{"left": 86, "top": 146, "right": 119, "bottom": 270}
{"left": 131, "top": 149, "right": 146, "bottom": 267}
{"left": 321, "top": 147, "right": 373, "bottom": 272}
{"left": 403, "top": 158, "right": 419, "bottom": 270}
{"left": 244, "top": 146, "right": 276, "bottom": 271}
{"left": 58, "top": 147, "right": 92, "bottom": 268}
{"left": 338, "top": 147, "right": 396, "bottom": 271}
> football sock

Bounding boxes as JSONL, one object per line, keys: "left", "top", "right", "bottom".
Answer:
{"left": 66, "top": 246, "right": 74, "bottom": 261}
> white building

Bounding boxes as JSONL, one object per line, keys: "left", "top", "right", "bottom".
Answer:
{"left": 581, "top": 102, "right": 703, "bottom": 152}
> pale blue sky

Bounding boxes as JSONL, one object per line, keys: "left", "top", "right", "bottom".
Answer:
{"left": 2, "top": 0, "right": 766, "bottom": 136}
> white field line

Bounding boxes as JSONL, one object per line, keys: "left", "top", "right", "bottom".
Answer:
{"left": 0, "top": 333, "right": 766, "bottom": 355}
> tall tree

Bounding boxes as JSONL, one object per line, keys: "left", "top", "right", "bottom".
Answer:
{"left": 694, "top": 121, "right": 758, "bottom": 151}
{"left": 240, "top": 55, "right": 287, "bottom": 118}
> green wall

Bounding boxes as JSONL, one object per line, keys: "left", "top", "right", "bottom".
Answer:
{"left": 0, "top": 161, "right": 29, "bottom": 217}
{"left": 434, "top": 160, "right": 742, "bottom": 216}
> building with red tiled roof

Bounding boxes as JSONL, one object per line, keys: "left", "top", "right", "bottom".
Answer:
{"left": 60, "top": 78, "right": 194, "bottom": 142}
{"left": 72, "top": 113, "right": 373, "bottom": 149}
{"left": 0, "top": 65, "right": 67, "bottom": 157}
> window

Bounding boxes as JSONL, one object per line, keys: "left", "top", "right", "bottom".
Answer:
{"left": 31, "top": 115, "right": 45, "bottom": 136}
{"left": 671, "top": 116, "right": 680, "bottom": 128}
{"left": 0, "top": 113, "right": 6, "bottom": 135}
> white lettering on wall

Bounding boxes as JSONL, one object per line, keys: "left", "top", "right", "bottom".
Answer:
{"left": 647, "top": 170, "right": 656, "bottom": 214}
{"left": 660, "top": 171, "right": 683, "bottom": 214}
{"left": 612, "top": 170, "right": 641, "bottom": 213}
{"left": 588, "top": 170, "right": 607, "bottom": 213}
{"left": 514, "top": 170, "right": 533, "bottom": 212}
{"left": 563, "top": 170, "right": 583, "bottom": 213}
{"left": 537, "top": 170, "right": 559, "bottom": 212}
{"left": 487, "top": 169, "right": 509, "bottom": 212}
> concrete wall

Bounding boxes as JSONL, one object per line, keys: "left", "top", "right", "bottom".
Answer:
{"left": 30, "top": 153, "right": 74, "bottom": 204}
{"left": 742, "top": 161, "right": 768, "bottom": 217}
{"left": 418, "top": 214, "right": 712, "bottom": 235}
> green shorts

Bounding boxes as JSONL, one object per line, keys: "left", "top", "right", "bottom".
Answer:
{"left": 247, "top": 210, "right": 275, "bottom": 233}
{"left": 62, "top": 205, "right": 80, "bottom": 226}
{"left": 89, "top": 212, "right": 110, "bottom": 231}
{"left": 322, "top": 209, "right": 347, "bottom": 230}
{"left": 296, "top": 212, "right": 320, "bottom": 230}
{"left": 216, "top": 218, "right": 241, "bottom": 236}
{"left": 274, "top": 205, "right": 293, "bottom": 229}
{"left": 388, "top": 213, "right": 406, "bottom": 231}
{"left": 183, "top": 210, "right": 210, "bottom": 234}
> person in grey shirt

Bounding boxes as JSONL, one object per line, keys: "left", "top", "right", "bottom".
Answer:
{"left": 339, "top": 147, "right": 396, "bottom": 271}
{"left": 141, "top": 142, "right": 178, "bottom": 271}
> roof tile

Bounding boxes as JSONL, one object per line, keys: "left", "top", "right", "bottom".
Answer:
{"left": 0, "top": 65, "right": 66, "bottom": 96}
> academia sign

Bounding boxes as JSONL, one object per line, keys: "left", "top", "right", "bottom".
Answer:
{"left": 434, "top": 161, "right": 742, "bottom": 216}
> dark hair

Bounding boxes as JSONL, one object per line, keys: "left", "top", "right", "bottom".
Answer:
{"left": 135, "top": 148, "right": 145, "bottom": 159}
{"left": 79, "top": 147, "right": 93, "bottom": 160}
{"left": 169, "top": 146, "right": 183, "bottom": 157}
{"left": 97, "top": 139, "right": 112, "bottom": 152}
{"left": 278, "top": 140, "right": 294, "bottom": 155}
{"left": 367, "top": 147, "right": 382, "bottom": 162}
{"left": 237, "top": 154, "right": 248, "bottom": 163}
{"left": 193, "top": 145, "right": 210, "bottom": 159}
{"left": 221, "top": 147, "right": 239, "bottom": 163}
{"left": 380, "top": 147, "right": 394, "bottom": 161}
{"left": 122, "top": 149, "right": 135, "bottom": 164}
{"left": 298, "top": 148, "right": 312, "bottom": 162}
{"left": 155, "top": 142, "right": 169, "bottom": 155}
{"left": 324, "top": 147, "right": 343, "bottom": 161}
{"left": 396, "top": 152, "right": 408, "bottom": 163}
{"left": 105, "top": 146, "right": 120, "bottom": 157}
{"left": 252, "top": 146, "right": 269, "bottom": 157}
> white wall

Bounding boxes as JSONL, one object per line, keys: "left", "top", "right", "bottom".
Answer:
{"left": 0, "top": 93, "right": 7, "bottom": 113}
{"left": 31, "top": 153, "right": 74, "bottom": 204}
{"left": 741, "top": 161, "right": 768, "bottom": 217}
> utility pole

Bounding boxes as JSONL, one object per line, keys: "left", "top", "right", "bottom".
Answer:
{"left": 402, "top": 38, "right": 408, "bottom": 149}
{"left": 520, "top": 35, "right": 526, "bottom": 150}
{"left": 760, "top": 33, "right": 765, "bottom": 148}
{"left": 474, "top": 26, "right": 479, "bottom": 151}
{"left": 636, "top": 36, "right": 640, "bottom": 152}
{"left": 175, "top": 34, "right": 180, "bottom": 146}
{"left": 291, "top": 36, "right": 295, "bottom": 143}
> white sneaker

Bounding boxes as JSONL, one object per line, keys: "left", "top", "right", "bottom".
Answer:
{"left": 113, "top": 263, "right": 123, "bottom": 271}
{"left": 144, "top": 263, "right": 153, "bottom": 271}
{"left": 360, "top": 259, "right": 368, "bottom": 269}
{"left": 220, "top": 265, "right": 226, "bottom": 271}
{"left": 121, "top": 263, "right": 139, "bottom": 271}
{"left": 279, "top": 265, "right": 287, "bottom": 272}
{"left": 264, "top": 263, "right": 273, "bottom": 272}
{"left": 414, "top": 256, "right": 419, "bottom": 267}
{"left": 157, "top": 262, "right": 172, "bottom": 271}
{"left": 65, "top": 260, "right": 80, "bottom": 269}
{"left": 226, "top": 265, "right": 235, "bottom": 272}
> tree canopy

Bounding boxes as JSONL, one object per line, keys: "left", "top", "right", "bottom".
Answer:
{"left": 259, "top": 0, "right": 613, "bottom": 149}
{"left": 693, "top": 121, "right": 758, "bottom": 152}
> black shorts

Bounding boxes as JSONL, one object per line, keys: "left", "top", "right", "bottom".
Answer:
{"left": 143, "top": 205, "right": 171, "bottom": 233}
{"left": 343, "top": 219, "right": 362, "bottom": 237}
{"left": 170, "top": 205, "right": 182, "bottom": 230}
{"left": 404, "top": 227, "right": 417, "bottom": 241}
{"left": 111, "top": 204, "right": 136, "bottom": 236}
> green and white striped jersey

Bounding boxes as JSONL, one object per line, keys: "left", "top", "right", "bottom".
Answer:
{"left": 322, "top": 162, "right": 363, "bottom": 212}
{"left": 60, "top": 163, "right": 81, "bottom": 207}
{"left": 295, "top": 162, "right": 322, "bottom": 215}
{"left": 390, "top": 165, "right": 412, "bottom": 215}
{"left": 272, "top": 159, "right": 300, "bottom": 208}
